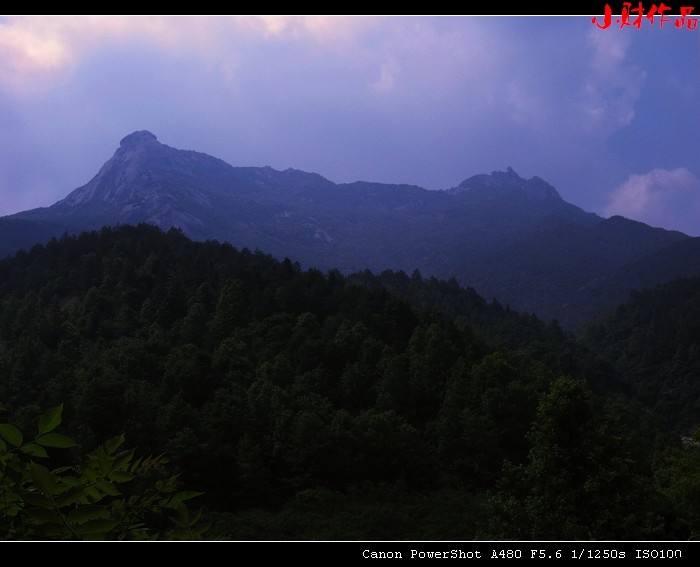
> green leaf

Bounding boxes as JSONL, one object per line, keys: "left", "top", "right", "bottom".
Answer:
{"left": 43, "top": 522, "right": 72, "bottom": 537}
{"left": 171, "top": 504, "right": 189, "bottom": 528}
{"left": 36, "top": 433, "right": 78, "bottom": 448}
{"left": 167, "top": 491, "right": 204, "bottom": 509}
{"left": 56, "top": 475, "right": 82, "bottom": 488}
{"left": 84, "top": 486, "right": 102, "bottom": 501}
{"left": 74, "top": 519, "right": 118, "bottom": 535}
{"left": 97, "top": 448, "right": 111, "bottom": 474}
{"left": 26, "top": 507, "right": 62, "bottom": 523}
{"left": 31, "top": 462, "right": 55, "bottom": 496}
{"left": 0, "top": 438, "right": 6, "bottom": 452}
{"left": 0, "top": 423, "right": 23, "bottom": 447}
{"left": 104, "top": 435, "right": 126, "bottom": 456}
{"left": 83, "top": 466, "right": 98, "bottom": 484}
{"left": 112, "top": 448, "right": 135, "bottom": 471}
{"left": 57, "top": 486, "right": 88, "bottom": 508}
{"left": 20, "top": 443, "right": 49, "bottom": 458}
{"left": 108, "top": 498, "right": 126, "bottom": 513}
{"left": 23, "top": 492, "right": 54, "bottom": 509}
{"left": 67, "top": 505, "right": 108, "bottom": 524}
{"left": 107, "top": 470, "right": 134, "bottom": 483}
{"left": 38, "top": 404, "right": 63, "bottom": 436}
{"left": 95, "top": 480, "right": 121, "bottom": 497}
{"left": 2, "top": 500, "right": 23, "bottom": 517}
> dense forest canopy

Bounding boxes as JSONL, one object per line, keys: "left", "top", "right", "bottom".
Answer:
{"left": 1, "top": 224, "right": 699, "bottom": 539}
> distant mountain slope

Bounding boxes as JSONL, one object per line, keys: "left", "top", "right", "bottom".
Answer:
{"left": 3, "top": 130, "right": 697, "bottom": 327}
{"left": 0, "top": 217, "right": 68, "bottom": 259}
{"left": 465, "top": 215, "right": 689, "bottom": 324}
{"left": 564, "top": 235, "right": 700, "bottom": 327}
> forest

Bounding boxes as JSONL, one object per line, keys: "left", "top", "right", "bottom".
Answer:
{"left": 1, "top": 224, "right": 699, "bottom": 540}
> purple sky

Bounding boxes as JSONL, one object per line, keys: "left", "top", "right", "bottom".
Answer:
{"left": 1, "top": 16, "right": 699, "bottom": 235}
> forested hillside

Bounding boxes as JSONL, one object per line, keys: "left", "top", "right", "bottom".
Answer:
{"left": 1, "top": 224, "right": 698, "bottom": 539}
{"left": 582, "top": 277, "right": 700, "bottom": 434}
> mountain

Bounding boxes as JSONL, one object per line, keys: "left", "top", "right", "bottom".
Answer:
{"left": 464, "top": 215, "right": 693, "bottom": 325}
{"left": 0, "top": 217, "right": 67, "bottom": 260}
{"left": 563, "top": 236, "right": 700, "bottom": 328}
{"left": 3, "top": 131, "right": 698, "bottom": 328}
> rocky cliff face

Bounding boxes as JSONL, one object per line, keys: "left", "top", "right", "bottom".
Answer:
{"left": 41, "top": 131, "right": 229, "bottom": 233}
{"left": 451, "top": 166, "right": 562, "bottom": 202}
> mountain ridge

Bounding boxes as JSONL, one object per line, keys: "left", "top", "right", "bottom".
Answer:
{"left": 3, "top": 130, "right": 697, "bottom": 328}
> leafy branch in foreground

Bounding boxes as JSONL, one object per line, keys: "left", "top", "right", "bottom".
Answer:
{"left": 0, "top": 402, "right": 209, "bottom": 540}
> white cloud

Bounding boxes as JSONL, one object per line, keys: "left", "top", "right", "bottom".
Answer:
{"left": 578, "top": 30, "right": 647, "bottom": 136}
{"left": 604, "top": 168, "right": 700, "bottom": 235}
{"left": 369, "top": 57, "right": 400, "bottom": 93}
{"left": 249, "top": 16, "right": 377, "bottom": 44}
{"left": 0, "top": 17, "right": 74, "bottom": 93}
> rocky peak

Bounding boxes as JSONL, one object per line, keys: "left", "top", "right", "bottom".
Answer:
{"left": 55, "top": 131, "right": 169, "bottom": 208}
{"left": 451, "top": 166, "right": 562, "bottom": 201}
{"left": 48, "top": 131, "right": 238, "bottom": 214}
{"left": 119, "top": 130, "right": 158, "bottom": 149}
{"left": 491, "top": 166, "right": 522, "bottom": 185}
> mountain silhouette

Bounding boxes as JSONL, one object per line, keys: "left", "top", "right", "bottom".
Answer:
{"left": 3, "top": 131, "right": 698, "bottom": 328}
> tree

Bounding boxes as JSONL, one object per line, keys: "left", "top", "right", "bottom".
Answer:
{"left": 0, "top": 402, "right": 208, "bottom": 540}
{"left": 486, "top": 377, "right": 663, "bottom": 540}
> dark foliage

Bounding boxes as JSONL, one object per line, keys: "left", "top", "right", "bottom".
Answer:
{"left": 0, "top": 224, "right": 696, "bottom": 539}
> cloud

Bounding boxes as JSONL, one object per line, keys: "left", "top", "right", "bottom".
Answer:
{"left": 369, "top": 57, "right": 400, "bottom": 93}
{"left": 241, "top": 15, "right": 377, "bottom": 44}
{"left": 0, "top": 16, "right": 381, "bottom": 96}
{"left": 604, "top": 168, "right": 700, "bottom": 235}
{"left": 0, "top": 17, "right": 74, "bottom": 93}
{"left": 577, "top": 30, "right": 647, "bottom": 136}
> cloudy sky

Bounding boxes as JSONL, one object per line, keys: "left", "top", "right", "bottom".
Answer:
{"left": 1, "top": 16, "right": 699, "bottom": 234}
